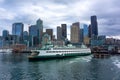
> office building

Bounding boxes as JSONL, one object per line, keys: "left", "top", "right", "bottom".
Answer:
{"left": 2, "top": 30, "right": 9, "bottom": 38}
{"left": 23, "top": 31, "right": 29, "bottom": 46}
{"left": 71, "top": 22, "right": 80, "bottom": 43}
{"left": 36, "top": 19, "right": 43, "bottom": 43}
{"left": 46, "top": 29, "right": 53, "bottom": 40}
{"left": 88, "top": 24, "right": 92, "bottom": 38}
{"left": 12, "top": 23, "right": 24, "bottom": 36}
{"left": 12, "top": 23, "right": 24, "bottom": 43}
{"left": 91, "top": 15, "right": 98, "bottom": 36}
{"left": 57, "top": 26, "right": 62, "bottom": 40}
{"left": 29, "top": 25, "right": 39, "bottom": 46}
{"left": 61, "top": 24, "right": 67, "bottom": 40}
{"left": 42, "top": 33, "right": 51, "bottom": 45}
{"left": 83, "top": 24, "right": 88, "bottom": 37}
{"left": 80, "top": 29, "right": 83, "bottom": 43}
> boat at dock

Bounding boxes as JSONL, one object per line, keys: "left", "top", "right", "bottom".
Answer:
{"left": 28, "top": 44, "right": 91, "bottom": 61}
{"left": 0, "top": 48, "right": 12, "bottom": 53}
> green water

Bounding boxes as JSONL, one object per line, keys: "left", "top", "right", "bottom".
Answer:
{"left": 0, "top": 53, "right": 120, "bottom": 80}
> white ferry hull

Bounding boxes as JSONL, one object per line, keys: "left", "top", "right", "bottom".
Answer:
{"left": 28, "top": 49, "right": 91, "bottom": 61}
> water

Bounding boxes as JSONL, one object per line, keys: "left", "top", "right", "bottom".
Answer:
{"left": 0, "top": 53, "right": 120, "bottom": 80}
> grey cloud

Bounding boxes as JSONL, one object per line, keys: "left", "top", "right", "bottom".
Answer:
{"left": 0, "top": 0, "right": 120, "bottom": 38}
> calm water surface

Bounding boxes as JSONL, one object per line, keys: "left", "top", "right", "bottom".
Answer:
{"left": 0, "top": 53, "right": 120, "bottom": 80}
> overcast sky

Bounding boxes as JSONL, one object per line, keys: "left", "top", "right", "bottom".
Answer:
{"left": 0, "top": 0, "right": 120, "bottom": 39}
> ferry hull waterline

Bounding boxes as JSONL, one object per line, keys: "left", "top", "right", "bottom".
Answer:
{"left": 28, "top": 53, "right": 91, "bottom": 61}
{"left": 28, "top": 44, "right": 91, "bottom": 61}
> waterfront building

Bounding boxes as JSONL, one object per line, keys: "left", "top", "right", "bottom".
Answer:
{"left": 57, "top": 26, "right": 62, "bottom": 40}
{"left": 42, "top": 33, "right": 51, "bottom": 45}
{"left": 91, "top": 35, "right": 106, "bottom": 47}
{"left": 105, "top": 38, "right": 116, "bottom": 45}
{"left": 84, "top": 37, "right": 90, "bottom": 45}
{"left": 46, "top": 29, "right": 53, "bottom": 40}
{"left": 12, "top": 23, "right": 24, "bottom": 43}
{"left": 61, "top": 24, "right": 67, "bottom": 40}
{"left": 51, "top": 40, "right": 65, "bottom": 46}
{"left": 71, "top": 22, "right": 80, "bottom": 43}
{"left": 91, "top": 15, "right": 98, "bottom": 36}
{"left": 36, "top": 19, "right": 43, "bottom": 44}
{"left": 2, "top": 30, "right": 10, "bottom": 47}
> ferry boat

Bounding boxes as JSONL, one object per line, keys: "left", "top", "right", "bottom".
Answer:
{"left": 28, "top": 44, "right": 91, "bottom": 61}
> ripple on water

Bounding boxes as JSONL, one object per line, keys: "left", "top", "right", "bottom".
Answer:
{"left": 112, "top": 57, "right": 120, "bottom": 68}
{"left": 68, "top": 55, "right": 92, "bottom": 64}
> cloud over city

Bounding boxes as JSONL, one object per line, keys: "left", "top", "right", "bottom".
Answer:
{"left": 0, "top": 0, "right": 120, "bottom": 38}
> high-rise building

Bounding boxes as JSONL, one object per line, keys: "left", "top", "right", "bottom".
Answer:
{"left": 88, "top": 24, "right": 92, "bottom": 38}
{"left": 83, "top": 24, "right": 88, "bottom": 37}
{"left": 46, "top": 29, "right": 53, "bottom": 40}
{"left": 91, "top": 15, "right": 98, "bottom": 36}
{"left": 12, "top": 23, "right": 24, "bottom": 36}
{"left": 42, "top": 33, "right": 51, "bottom": 45}
{"left": 2, "top": 30, "right": 9, "bottom": 38}
{"left": 29, "top": 25, "right": 39, "bottom": 46}
{"left": 57, "top": 26, "right": 62, "bottom": 40}
{"left": 71, "top": 22, "right": 80, "bottom": 43}
{"left": 61, "top": 24, "right": 67, "bottom": 40}
{"left": 23, "top": 31, "right": 29, "bottom": 47}
{"left": 12, "top": 23, "right": 24, "bottom": 43}
{"left": 36, "top": 19, "right": 43, "bottom": 44}
{"left": 80, "top": 29, "right": 83, "bottom": 43}
{"left": 83, "top": 24, "right": 90, "bottom": 45}
{"left": 29, "top": 25, "right": 38, "bottom": 37}
{"left": 23, "top": 31, "right": 28, "bottom": 36}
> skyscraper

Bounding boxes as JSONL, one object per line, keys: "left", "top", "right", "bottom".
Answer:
{"left": 61, "top": 24, "right": 67, "bottom": 40}
{"left": 80, "top": 29, "right": 83, "bottom": 43}
{"left": 57, "top": 26, "right": 62, "bottom": 40}
{"left": 83, "top": 24, "right": 88, "bottom": 37}
{"left": 83, "top": 24, "right": 90, "bottom": 45}
{"left": 2, "top": 30, "right": 9, "bottom": 38}
{"left": 71, "top": 22, "right": 80, "bottom": 43}
{"left": 46, "top": 29, "right": 53, "bottom": 40}
{"left": 12, "top": 23, "right": 24, "bottom": 36}
{"left": 29, "top": 25, "right": 38, "bottom": 37}
{"left": 91, "top": 15, "right": 98, "bottom": 36}
{"left": 88, "top": 24, "right": 92, "bottom": 38}
{"left": 23, "top": 31, "right": 29, "bottom": 47}
{"left": 12, "top": 23, "right": 24, "bottom": 43}
{"left": 29, "top": 25, "right": 39, "bottom": 46}
{"left": 36, "top": 19, "right": 43, "bottom": 44}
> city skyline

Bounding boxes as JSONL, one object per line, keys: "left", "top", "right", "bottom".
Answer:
{"left": 0, "top": 0, "right": 120, "bottom": 39}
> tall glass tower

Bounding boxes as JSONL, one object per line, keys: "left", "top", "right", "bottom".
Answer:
{"left": 57, "top": 26, "right": 62, "bottom": 40}
{"left": 29, "top": 25, "right": 39, "bottom": 46}
{"left": 71, "top": 22, "right": 80, "bottom": 43}
{"left": 61, "top": 24, "right": 67, "bottom": 40}
{"left": 2, "top": 30, "right": 9, "bottom": 38}
{"left": 12, "top": 23, "right": 24, "bottom": 43}
{"left": 12, "top": 23, "right": 24, "bottom": 36}
{"left": 91, "top": 15, "right": 98, "bottom": 36}
{"left": 36, "top": 19, "right": 43, "bottom": 44}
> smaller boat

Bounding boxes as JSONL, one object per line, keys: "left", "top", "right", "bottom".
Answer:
{"left": 28, "top": 44, "right": 91, "bottom": 61}
{"left": 0, "top": 49, "right": 12, "bottom": 53}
